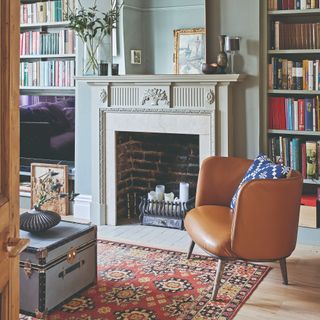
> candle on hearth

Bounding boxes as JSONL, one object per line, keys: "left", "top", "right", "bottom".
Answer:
{"left": 164, "top": 192, "right": 174, "bottom": 203}
{"left": 179, "top": 182, "right": 189, "bottom": 203}
{"left": 155, "top": 185, "right": 165, "bottom": 201}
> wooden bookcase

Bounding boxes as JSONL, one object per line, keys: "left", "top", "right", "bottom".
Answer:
{"left": 264, "top": 2, "right": 320, "bottom": 228}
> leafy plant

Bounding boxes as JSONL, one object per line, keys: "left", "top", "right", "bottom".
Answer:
{"left": 66, "top": 0, "right": 122, "bottom": 74}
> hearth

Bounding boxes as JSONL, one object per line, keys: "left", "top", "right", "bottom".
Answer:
{"left": 116, "top": 132, "right": 199, "bottom": 224}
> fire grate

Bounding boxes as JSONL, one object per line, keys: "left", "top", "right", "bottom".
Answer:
{"left": 138, "top": 197, "right": 195, "bottom": 230}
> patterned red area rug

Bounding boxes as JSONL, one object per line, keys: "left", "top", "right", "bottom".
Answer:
{"left": 20, "top": 240, "right": 271, "bottom": 320}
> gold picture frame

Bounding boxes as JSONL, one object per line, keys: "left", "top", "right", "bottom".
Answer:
{"left": 31, "top": 163, "right": 69, "bottom": 215}
{"left": 174, "top": 28, "right": 206, "bottom": 74}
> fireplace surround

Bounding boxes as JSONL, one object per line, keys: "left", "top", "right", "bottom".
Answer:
{"left": 74, "top": 74, "right": 245, "bottom": 225}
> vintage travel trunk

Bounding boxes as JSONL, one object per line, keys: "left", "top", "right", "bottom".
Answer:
{"left": 20, "top": 220, "right": 97, "bottom": 318}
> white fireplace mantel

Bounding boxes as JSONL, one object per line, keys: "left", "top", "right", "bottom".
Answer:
{"left": 74, "top": 74, "right": 245, "bottom": 225}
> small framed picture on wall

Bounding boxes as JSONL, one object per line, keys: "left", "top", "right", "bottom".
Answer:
{"left": 131, "top": 49, "right": 142, "bottom": 64}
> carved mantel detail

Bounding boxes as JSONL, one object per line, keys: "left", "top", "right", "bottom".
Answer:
{"left": 207, "top": 89, "right": 215, "bottom": 105}
{"left": 100, "top": 89, "right": 108, "bottom": 103}
{"left": 141, "top": 88, "right": 169, "bottom": 106}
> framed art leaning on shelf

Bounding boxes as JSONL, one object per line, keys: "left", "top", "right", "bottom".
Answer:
{"left": 31, "top": 163, "right": 69, "bottom": 215}
{"left": 174, "top": 28, "right": 206, "bottom": 75}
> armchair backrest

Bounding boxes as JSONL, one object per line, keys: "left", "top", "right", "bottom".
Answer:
{"left": 231, "top": 170, "right": 303, "bottom": 260}
{"left": 196, "top": 156, "right": 252, "bottom": 207}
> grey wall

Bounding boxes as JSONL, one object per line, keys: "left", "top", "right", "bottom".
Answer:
{"left": 120, "top": 0, "right": 205, "bottom": 74}
{"left": 206, "top": 0, "right": 260, "bottom": 159}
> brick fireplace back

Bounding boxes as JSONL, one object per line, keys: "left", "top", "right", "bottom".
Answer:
{"left": 116, "top": 132, "right": 199, "bottom": 223}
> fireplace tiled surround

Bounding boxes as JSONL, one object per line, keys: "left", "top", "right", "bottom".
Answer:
{"left": 74, "top": 74, "right": 245, "bottom": 225}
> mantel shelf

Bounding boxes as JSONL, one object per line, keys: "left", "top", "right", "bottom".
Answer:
{"left": 75, "top": 74, "right": 246, "bottom": 84}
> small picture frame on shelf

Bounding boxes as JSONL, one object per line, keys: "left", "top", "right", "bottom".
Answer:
{"left": 31, "top": 163, "right": 69, "bottom": 215}
{"left": 130, "top": 49, "right": 142, "bottom": 64}
{"left": 174, "top": 28, "right": 206, "bottom": 75}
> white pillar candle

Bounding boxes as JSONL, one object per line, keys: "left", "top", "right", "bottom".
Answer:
{"left": 179, "top": 182, "right": 189, "bottom": 203}
{"left": 155, "top": 185, "right": 165, "bottom": 201}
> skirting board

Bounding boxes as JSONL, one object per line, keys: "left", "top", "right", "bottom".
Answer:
{"left": 73, "top": 194, "right": 92, "bottom": 221}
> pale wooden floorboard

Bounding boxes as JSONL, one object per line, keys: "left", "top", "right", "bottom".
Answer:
{"left": 98, "top": 225, "right": 320, "bottom": 320}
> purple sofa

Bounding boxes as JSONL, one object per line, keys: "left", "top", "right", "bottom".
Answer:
{"left": 20, "top": 99, "right": 75, "bottom": 161}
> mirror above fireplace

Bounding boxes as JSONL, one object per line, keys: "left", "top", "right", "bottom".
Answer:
{"left": 113, "top": 0, "right": 205, "bottom": 75}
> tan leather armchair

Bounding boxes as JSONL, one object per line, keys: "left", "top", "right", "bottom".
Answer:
{"left": 185, "top": 156, "right": 303, "bottom": 300}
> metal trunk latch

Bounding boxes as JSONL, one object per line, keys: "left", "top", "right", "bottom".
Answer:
{"left": 67, "top": 247, "right": 77, "bottom": 264}
{"left": 24, "top": 260, "right": 33, "bottom": 279}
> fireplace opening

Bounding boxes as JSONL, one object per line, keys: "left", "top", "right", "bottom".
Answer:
{"left": 116, "top": 132, "right": 200, "bottom": 225}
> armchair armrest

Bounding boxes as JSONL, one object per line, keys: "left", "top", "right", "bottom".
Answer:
{"left": 231, "top": 171, "right": 303, "bottom": 260}
{"left": 196, "top": 156, "right": 252, "bottom": 207}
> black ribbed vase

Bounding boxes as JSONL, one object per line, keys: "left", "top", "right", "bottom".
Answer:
{"left": 20, "top": 209, "right": 61, "bottom": 233}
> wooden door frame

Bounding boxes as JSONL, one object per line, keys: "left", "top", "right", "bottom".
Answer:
{"left": 0, "top": 0, "right": 21, "bottom": 318}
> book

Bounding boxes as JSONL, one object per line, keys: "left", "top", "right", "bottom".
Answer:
{"left": 298, "top": 99, "right": 305, "bottom": 130}
{"left": 305, "top": 98, "right": 314, "bottom": 130}
{"left": 296, "top": 61, "right": 303, "bottom": 90}
{"left": 306, "top": 141, "right": 317, "bottom": 178}
{"left": 301, "top": 142, "right": 307, "bottom": 178}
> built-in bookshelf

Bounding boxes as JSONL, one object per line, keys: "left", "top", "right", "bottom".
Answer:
{"left": 20, "top": 0, "right": 76, "bottom": 94}
{"left": 266, "top": 0, "right": 320, "bottom": 228}
{"left": 19, "top": 0, "right": 77, "bottom": 197}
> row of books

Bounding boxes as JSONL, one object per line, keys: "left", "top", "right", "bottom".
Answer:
{"left": 20, "top": 30, "right": 75, "bottom": 56}
{"left": 269, "top": 58, "right": 320, "bottom": 90}
{"left": 272, "top": 21, "right": 320, "bottom": 50}
{"left": 268, "top": 0, "right": 320, "bottom": 10}
{"left": 268, "top": 96, "right": 320, "bottom": 131}
{"left": 20, "top": 0, "right": 75, "bottom": 24}
{"left": 268, "top": 137, "right": 320, "bottom": 179}
{"left": 20, "top": 60, "right": 75, "bottom": 88}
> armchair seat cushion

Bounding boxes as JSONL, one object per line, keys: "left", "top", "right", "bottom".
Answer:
{"left": 185, "top": 205, "right": 236, "bottom": 258}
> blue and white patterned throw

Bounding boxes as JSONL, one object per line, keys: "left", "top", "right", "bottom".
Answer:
{"left": 230, "top": 154, "right": 290, "bottom": 209}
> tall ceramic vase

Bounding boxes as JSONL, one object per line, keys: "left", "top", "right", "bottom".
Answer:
{"left": 217, "top": 35, "right": 228, "bottom": 73}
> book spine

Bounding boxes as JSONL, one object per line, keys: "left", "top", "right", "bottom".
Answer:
{"left": 317, "top": 141, "right": 320, "bottom": 177}
{"left": 306, "top": 141, "right": 317, "bottom": 178}
{"left": 301, "top": 142, "right": 307, "bottom": 178}
{"left": 298, "top": 99, "right": 305, "bottom": 130}
{"left": 287, "top": 60, "right": 293, "bottom": 89}
{"left": 296, "top": 61, "right": 303, "bottom": 90}
{"left": 305, "top": 98, "right": 314, "bottom": 130}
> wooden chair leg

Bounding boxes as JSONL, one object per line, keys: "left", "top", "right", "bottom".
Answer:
{"left": 187, "top": 240, "right": 195, "bottom": 259}
{"left": 279, "top": 258, "right": 288, "bottom": 285}
{"left": 211, "top": 259, "right": 226, "bottom": 300}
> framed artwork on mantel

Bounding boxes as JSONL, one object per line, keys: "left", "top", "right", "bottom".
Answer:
{"left": 174, "top": 28, "right": 206, "bottom": 74}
